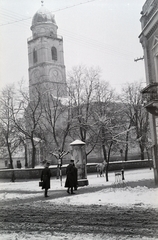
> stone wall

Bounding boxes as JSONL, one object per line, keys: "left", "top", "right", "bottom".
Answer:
{"left": 0, "top": 160, "right": 153, "bottom": 180}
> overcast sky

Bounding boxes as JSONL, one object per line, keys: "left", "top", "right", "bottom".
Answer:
{"left": 0, "top": 0, "right": 146, "bottom": 93}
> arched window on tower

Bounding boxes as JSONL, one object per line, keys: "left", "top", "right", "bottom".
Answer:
{"left": 51, "top": 47, "right": 57, "bottom": 61}
{"left": 33, "top": 48, "right": 37, "bottom": 63}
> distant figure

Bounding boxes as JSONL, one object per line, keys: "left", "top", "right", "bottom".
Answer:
{"left": 11, "top": 171, "right": 16, "bottom": 182}
{"left": 41, "top": 162, "right": 51, "bottom": 197}
{"left": 65, "top": 160, "right": 76, "bottom": 194}
{"left": 96, "top": 160, "right": 107, "bottom": 177}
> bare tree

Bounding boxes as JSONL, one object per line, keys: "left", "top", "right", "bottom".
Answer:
{"left": 21, "top": 87, "right": 44, "bottom": 168}
{"left": 90, "top": 80, "right": 117, "bottom": 160}
{"left": 88, "top": 81, "right": 139, "bottom": 181}
{"left": 39, "top": 86, "right": 73, "bottom": 157}
{"left": 120, "top": 82, "right": 150, "bottom": 160}
{"left": 0, "top": 85, "right": 22, "bottom": 169}
{"left": 67, "top": 66, "right": 102, "bottom": 159}
{"left": 9, "top": 82, "right": 45, "bottom": 168}
{"left": 92, "top": 102, "right": 126, "bottom": 181}
{"left": 67, "top": 66, "right": 126, "bottom": 175}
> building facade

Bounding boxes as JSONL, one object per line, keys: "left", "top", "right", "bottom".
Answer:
{"left": 140, "top": 0, "right": 158, "bottom": 183}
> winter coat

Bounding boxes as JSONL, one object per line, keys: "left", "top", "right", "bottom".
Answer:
{"left": 65, "top": 164, "right": 76, "bottom": 188}
{"left": 74, "top": 165, "right": 78, "bottom": 188}
{"left": 41, "top": 167, "right": 51, "bottom": 190}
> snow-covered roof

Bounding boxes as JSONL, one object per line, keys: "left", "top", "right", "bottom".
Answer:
{"left": 70, "top": 139, "right": 85, "bottom": 146}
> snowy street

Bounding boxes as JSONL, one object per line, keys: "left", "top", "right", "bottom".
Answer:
{"left": 0, "top": 168, "right": 158, "bottom": 239}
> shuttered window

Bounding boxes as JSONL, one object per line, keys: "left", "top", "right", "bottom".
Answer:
{"left": 51, "top": 47, "right": 57, "bottom": 61}
{"left": 33, "top": 48, "right": 37, "bottom": 63}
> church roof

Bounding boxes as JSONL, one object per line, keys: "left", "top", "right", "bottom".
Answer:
{"left": 32, "top": 6, "right": 56, "bottom": 26}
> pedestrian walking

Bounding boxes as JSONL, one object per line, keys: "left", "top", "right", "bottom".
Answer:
{"left": 41, "top": 161, "right": 51, "bottom": 197}
{"left": 73, "top": 163, "right": 78, "bottom": 191}
{"left": 65, "top": 160, "right": 76, "bottom": 194}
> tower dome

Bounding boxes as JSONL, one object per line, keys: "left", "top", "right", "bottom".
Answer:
{"left": 30, "top": 5, "right": 58, "bottom": 38}
{"left": 32, "top": 6, "right": 56, "bottom": 27}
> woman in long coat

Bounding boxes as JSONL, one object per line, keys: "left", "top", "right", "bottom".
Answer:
{"left": 41, "top": 162, "right": 51, "bottom": 197}
{"left": 65, "top": 160, "right": 76, "bottom": 194}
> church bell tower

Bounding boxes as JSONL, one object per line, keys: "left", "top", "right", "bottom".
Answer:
{"left": 27, "top": 3, "right": 67, "bottom": 100}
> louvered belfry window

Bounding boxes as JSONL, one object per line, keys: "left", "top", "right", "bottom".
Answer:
{"left": 51, "top": 47, "right": 57, "bottom": 61}
{"left": 33, "top": 48, "right": 37, "bottom": 63}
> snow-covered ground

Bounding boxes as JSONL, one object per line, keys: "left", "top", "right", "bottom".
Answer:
{"left": 0, "top": 168, "right": 158, "bottom": 240}
{"left": 0, "top": 232, "right": 156, "bottom": 240}
{"left": 0, "top": 168, "right": 157, "bottom": 209}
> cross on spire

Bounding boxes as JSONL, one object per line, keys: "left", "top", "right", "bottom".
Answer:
{"left": 41, "top": 1, "right": 44, "bottom": 6}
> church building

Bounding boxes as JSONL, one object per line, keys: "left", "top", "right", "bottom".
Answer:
{"left": 26, "top": 4, "right": 68, "bottom": 167}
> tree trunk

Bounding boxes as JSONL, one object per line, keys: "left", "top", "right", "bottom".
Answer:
{"left": 105, "top": 141, "right": 113, "bottom": 182}
{"left": 102, "top": 144, "right": 107, "bottom": 161}
{"left": 125, "top": 133, "right": 129, "bottom": 161}
{"left": 7, "top": 143, "right": 13, "bottom": 169}
{"left": 124, "top": 123, "right": 131, "bottom": 161}
{"left": 32, "top": 147, "right": 36, "bottom": 168}
{"left": 140, "top": 151, "right": 144, "bottom": 160}
{"left": 31, "top": 139, "right": 36, "bottom": 168}
{"left": 124, "top": 144, "right": 128, "bottom": 162}
{"left": 140, "top": 144, "right": 145, "bottom": 160}
{"left": 105, "top": 163, "right": 109, "bottom": 182}
{"left": 24, "top": 144, "right": 28, "bottom": 168}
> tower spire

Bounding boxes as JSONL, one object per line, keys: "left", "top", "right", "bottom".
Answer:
{"left": 41, "top": 1, "right": 44, "bottom": 6}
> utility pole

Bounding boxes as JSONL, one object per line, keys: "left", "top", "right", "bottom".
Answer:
{"left": 134, "top": 56, "right": 144, "bottom": 62}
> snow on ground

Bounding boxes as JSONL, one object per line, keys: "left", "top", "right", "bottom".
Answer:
{"left": 47, "top": 169, "right": 158, "bottom": 208}
{"left": 0, "top": 168, "right": 157, "bottom": 209}
{"left": 0, "top": 231, "right": 155, "bottom": 240}
{"left": 60, "top": 184, "right": 158, "bottom": 208}
{"left": 0, "top": 168, "right": 158, "bottom": 240}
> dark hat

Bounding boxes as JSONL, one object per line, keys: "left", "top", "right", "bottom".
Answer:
{"left": 70, "top": 160, "right": 74, "bottom": 162}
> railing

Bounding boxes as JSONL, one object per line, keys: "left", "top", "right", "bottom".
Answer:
{"left": 27, "top": 34, "right": 63, "bottom": 42}
{"left": 141, "top": 82, "right": 158, "bottom": 115}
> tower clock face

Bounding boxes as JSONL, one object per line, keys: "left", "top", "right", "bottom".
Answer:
{"left": 50, "top": 68, "right": 62, "bottom": 82}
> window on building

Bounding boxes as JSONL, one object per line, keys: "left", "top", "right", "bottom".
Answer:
{"left": 155, "top": 55, "right": 158, "bottom": 80}
{"left": 153, "top": 37, "right": 158, "bottom": 80}
{"left": 51, "top": 47, "right": 57, "bottom": 61}
{"left": 33, "top": 48, "right": 37, "bottom": 63}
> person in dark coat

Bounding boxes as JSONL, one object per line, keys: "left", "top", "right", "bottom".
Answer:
{"left": 65, "top": 160, "right": 76, "bottom": 194}
{"left": 41, "top": 162, "right": 51, "bottom": 197}
{"left": 73, "top": 163, "right": 78, "bottom": 191}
